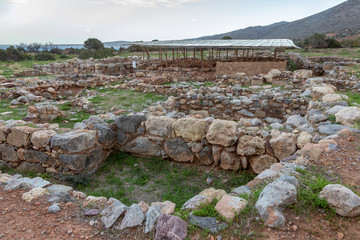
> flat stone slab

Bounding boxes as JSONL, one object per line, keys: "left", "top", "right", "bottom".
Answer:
{"left": 101, "top": 198, "right": 128, "bottom": 229}
{"left": 5, "top": 177, "right": 50, "bottom": 191}
{"left": 46, "top": 184, "right": 73, "bottom": 193}
{"left": 189, "top": 213, "right": 227, "bottom": 234}
{"left": 118, "top": 204, "right": 144, "bottom": 230}
{"left": 145, "top": 205, "right": 162, "bottom": 234}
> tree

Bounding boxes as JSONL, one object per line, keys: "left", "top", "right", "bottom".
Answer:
{"left": 222, "top": 36, "right": 232, "bottom": 40}
{"left": 83, "top": 38, "right": 104, "bottom": 51}
{"left": 303, "top": 33, "right": 342, "bottom": 48}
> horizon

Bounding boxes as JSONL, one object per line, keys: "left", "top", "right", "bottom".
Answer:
{"left": 0, "top": 0, "right": 347, "bottom": 45}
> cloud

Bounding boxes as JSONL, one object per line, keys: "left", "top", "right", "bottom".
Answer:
{"left": 87, "top": 0, "right": 201, "bottom": 8}
{"left": 191, "top": 18, "right": 197, "bottom": 22}
{"left": 5, "top": 0, "right": 28, "bottom": 4}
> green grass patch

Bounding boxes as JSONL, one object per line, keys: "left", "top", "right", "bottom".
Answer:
{"left": 291, "top": 166, "right": 340, "bottom": 214}
{"left": 289, "top": 48, "right": 360, "bottom": 59}
{"left": 87, "top": 88, "right": 167, "bottom": 112}
{"left": 75, "top": 152, "right": 255, "bottom": 211}
{"left": 0, "top": 99, "right": 28, "bottom": 121}
{"left": 0, "top": 55, "right": 76, "bottom": 78}
{"left": 342, "top": 91, "right": 360, "bottom": 106}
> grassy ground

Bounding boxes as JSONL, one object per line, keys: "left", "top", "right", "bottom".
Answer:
{"left": 289, "top": 48, "right": 360, "bottom": 59}
{"left": 0, "top": 54, "right": 76, "bottom": 77}
{"left": 0, "top": 99, "right": 28, "bottom": 121}
{"left": 161, "top": 80, "right": 216, "bottom": 89}
{"left": 345, "top": 65, "right": 360, "bottom": 78}
{"left": 50, "top": 88, "right": 167, "bottom": 128}
{"left": 87, "top": 88, "right": 167, "bottom": 112}
{"left": 66, "top": 152, "right": 254, "bottom": 209}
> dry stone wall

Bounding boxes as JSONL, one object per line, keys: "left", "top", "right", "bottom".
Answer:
{"left": 0, "top": 112, "right": 304, "bottom": 175}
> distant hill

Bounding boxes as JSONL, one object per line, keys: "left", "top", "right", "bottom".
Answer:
{"left": 198, "top": 0, "right": 360, "bottom": 40}
{"left": 104, "top": 41, "right": 131, "bottom": 49}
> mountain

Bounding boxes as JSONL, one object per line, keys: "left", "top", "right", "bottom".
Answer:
{"left": 198, "top": 0, "right": 360, "bottom": 40}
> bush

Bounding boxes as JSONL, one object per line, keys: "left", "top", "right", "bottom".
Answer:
{"left": 303, "top": 33, "right": 342, "bottom": 48}
{"left": 50, "top": 48, "right": 62, "bottom": 54}
{"left": 341, "top": 38, "right": 360, "bottom": 48}
{"left": 84, "top": 38, "right": 104, "bottom": 50}
{"left": 59, "top": 54, "right": 68, "bottom": 59}
{"left": 0, "top": 46, "right": 32, "bottom": 61}
{"left": 34, "top": 52, "right": 55, "bottom": 61}
{"left": 79, "top": 48, "right": 114, "bottom": 60}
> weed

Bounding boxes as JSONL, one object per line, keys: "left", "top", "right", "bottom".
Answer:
{"left": 62, "top": 173, "right": 92, "bottom": 188}
{"left": 192, "top": 198, "right": 226, "bottom": 221}
{"left": 291, "top": 166, "right": 339, "bottom": 214}
{"left": 327, "top": 115, "right": 336, "bottom": 124}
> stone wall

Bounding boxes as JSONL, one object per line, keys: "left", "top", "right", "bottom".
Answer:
{"left": 216, "top": 61, "right": 287, "bottom": 76}
{"left": 0, "top": 113, "right": 302, "bottom": 175}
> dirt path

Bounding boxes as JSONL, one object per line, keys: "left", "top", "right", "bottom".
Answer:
{"left": 1, "top": 134, "right": 360, "bottom": 240}
{"left": 0, "top": 189, "right": 99, "bottom": 240}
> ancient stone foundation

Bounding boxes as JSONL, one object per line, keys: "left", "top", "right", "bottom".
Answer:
{"left": 0, "top": 113, "right": 304, "bottom": 175}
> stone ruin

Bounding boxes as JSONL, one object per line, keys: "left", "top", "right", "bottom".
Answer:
{"left": 1, "top": 53, "right": 360, "bottom": 232}
{"left": 0, "top": 53, "right": 359, "bottom": 177}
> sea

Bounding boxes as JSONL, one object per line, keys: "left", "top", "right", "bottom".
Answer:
{"left": 0, "top": 43, "right": 128, "bottom": 50}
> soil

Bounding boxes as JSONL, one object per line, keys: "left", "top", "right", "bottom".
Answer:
{"left": 0, "top": 189, "right": 100, "bottom": 240}
{"left": 1, "top": 134, "right": 360, "bottom": 240}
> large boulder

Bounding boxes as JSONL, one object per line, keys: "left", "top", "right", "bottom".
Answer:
{"left": 297, "top": 132, "right": 312, "bottom": 149}
{"left": 118, "top": 204, "right": 144, "bottom": 230}
{"left": 172, "top": 118, "right": 206, "bottom": 142}
{"left": 206, "top": 119, "right": 237, "bottom": 147}
{"left": 248, "top": 155, "right": 278, "bottom": 174}
{"left": 101, "top": 198, "right": 127, "bottom": 229}
{"left": 145, "top": 115, "right": 175, "bottom": 138}
{"left": 144, "top": 205, "right": 162, "bottom": 234}
{"left": 322, "top": 94, "right": 342, "bottom": 103}
{"left": 7, "top": 126, "right": 36, "bottom": 148}
{"left": 319, "top": 184, "right": 360, "bottom": 217}
{"left": 255, "top": 176, "right": 298, "bottom": 228}
{"left": 189, "top": 213, "right": 226, "bottom": 234}
{"left": 199, "top": 188, "right": 226, "bottom": 200}
{"left": 4, "top": 177, "right": 50, "bottom": 191}
{"left": 18, "top": 149, "right": 54, "bottom": 165}
{"left": 16, "top": 162, "right": 45, "bottom": 173}
{"left": 92, "top": 124, "right": 116, "bottom": 147}
{"left": 335, "top": 107, "right": 360, "bottom": 127}
{"left": 59, "top": 148, "right": 103, "bottom": 172}
{"left": 51, "top": 130, "right": 96, "bottom": 154}
{"left": 293, "top": 69, "right": 313, "bottom": 79}
{"left": 164, "top": 139, "right": 194, "bottom": 163}
{"left": 123, "top": 137, "right": 162, "bottom": 157}
{"left": 182, "top": 195, "right": 213, "bottom": 210}
{"left": 31, "top": 130, "right": 56, "bottom": 149}
{"left": 195, "top": 146, "right": 213, "bottom": 166}
{"left": 270, "top": 132, "right": 297, "bottom": 160}
{"left": 0, "top": 126, "right": 9, "bottom": 141}
{"left": 155, "top": 213, "right": 188, "bottom": 240}
{"left": 312, "top": 86, "right": 335, "bottom": 99}
{"left": 237, "top": 135, "right": 265, "bottom": 156}
{"left": 0, "top": 144, "right": 18, "bottom": 162}
{"left": 214, "top": 194, "right": 247, "bottom": 220}
{"left": 115, "top": 114, "right": 146, "bottom": 133}
{"left": 219, "top": 150, "right": 241, "bottom": 171}
{"left": 263, "top": 69, "right": 281, "bottom": 83}
{"left": 150, "top": 201, "right": 176, "bottom": 215}
{"left": 21, "top": 187, "right": 49, "bottom": 202}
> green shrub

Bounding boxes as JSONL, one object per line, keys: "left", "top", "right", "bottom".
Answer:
{"left": 34, "top": 52, "right": 55, "bottom": 61}
{"left": 192, "top": 198, "right": 221, "bottom": 219}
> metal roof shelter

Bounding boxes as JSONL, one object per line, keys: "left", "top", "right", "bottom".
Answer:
{"left": 132, "top": 39, "right": 300, "bottom": 50}
{"left": 130, "top": 39, "right": 300, "bottom": 68}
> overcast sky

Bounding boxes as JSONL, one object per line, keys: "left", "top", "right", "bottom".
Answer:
{"left": 0, "top": 0, "right": 347, "bottom": 44}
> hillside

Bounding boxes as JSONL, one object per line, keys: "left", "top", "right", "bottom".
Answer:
{"left": 199, "top": 0, "right": 360, "bottom": 40}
